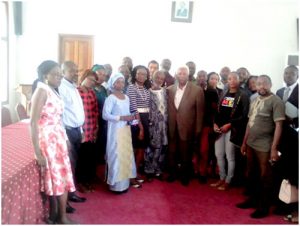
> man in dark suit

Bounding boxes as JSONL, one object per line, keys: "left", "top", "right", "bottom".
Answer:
{"left": 274, "top": 65, "right": 298, "bottom": 216}
{"left": 276, "top": 65, "right": 298, "bottom": 128}
{"left": 167, "top": 65, "right": 205, "bottom": 186}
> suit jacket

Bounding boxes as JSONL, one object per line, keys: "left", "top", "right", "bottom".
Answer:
{"left": 276, "top": 83, "right": 298, "bottom": 128}
{"left": 167, "top": 82, "right": 204, "bottom": 141}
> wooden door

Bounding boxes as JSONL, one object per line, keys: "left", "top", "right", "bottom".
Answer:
{"left": 59, "top": 34, "right": 94, "bottom": 83}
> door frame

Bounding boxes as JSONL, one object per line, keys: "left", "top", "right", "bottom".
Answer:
{"left": 58, "top": 33, "right": 94, "bottom": 67}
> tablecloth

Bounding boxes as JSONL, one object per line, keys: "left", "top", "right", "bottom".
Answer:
{"left": 2, "top": 121, "right": 45, "bottom": 224}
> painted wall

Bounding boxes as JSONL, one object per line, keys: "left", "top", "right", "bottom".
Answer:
{"left": 6, "top": 0, "right": 299, "bottom": 120}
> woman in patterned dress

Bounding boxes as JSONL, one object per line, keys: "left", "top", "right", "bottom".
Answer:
{"left": 30, "top": 60, "right": 76, "bottom": 224}
{"left": 145, "top": 70, "right": 168, "bottom": 181}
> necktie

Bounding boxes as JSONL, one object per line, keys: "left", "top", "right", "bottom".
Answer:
{"left": 282, "top": 87, "right": 291, "bottom": 103}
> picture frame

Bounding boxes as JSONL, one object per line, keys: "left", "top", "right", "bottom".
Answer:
{"left": 171, "top": 1, "right": 193, "bottom": 23}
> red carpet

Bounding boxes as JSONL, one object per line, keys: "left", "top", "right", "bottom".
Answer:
{"left": 69, "top": 177, "right": 290, "bottom": 224}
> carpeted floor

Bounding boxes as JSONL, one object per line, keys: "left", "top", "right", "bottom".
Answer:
{"left": 69, "top": 176, "right": 291, "bottom": 224}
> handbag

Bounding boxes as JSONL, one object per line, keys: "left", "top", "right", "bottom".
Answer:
{"left": 279, "top": 179, "right": 298, "bottom": 204}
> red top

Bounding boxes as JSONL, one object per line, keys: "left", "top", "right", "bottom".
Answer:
{"left": 78, "top": 87, "right": 99, "bottom": 142}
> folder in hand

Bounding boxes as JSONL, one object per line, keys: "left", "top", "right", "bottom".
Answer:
{"left": 285, "top": 101, "right": 298, "bottom": 119}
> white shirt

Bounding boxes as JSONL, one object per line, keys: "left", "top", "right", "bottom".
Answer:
{"left": 286, "top": 82, "right": 298, "bottom": 99}
{"left": 174, "top": 82, "right": 188, "bottom": 109}
{"left": 58, "top": 78, "right": 85, "bottom": 129}
{"left": 102, "top": 81, "right": 108, "bottom": 89}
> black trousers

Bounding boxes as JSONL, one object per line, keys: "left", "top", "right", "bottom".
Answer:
{"left": 76, "top": 141, "right": 97, "bottom": 185}
{"left": 245, "top": 147, "right": 273, "bottom": 211}
{"left": 95, "top": 119, "right": 107, "bottom": 165}
{"left": 168, "top": 125, "right": 193, "bottom": 180}
{"left": 65, "top": 127, "right": 82, "bottom": 183}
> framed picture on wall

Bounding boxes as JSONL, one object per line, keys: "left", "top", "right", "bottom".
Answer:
{"left": 171, "top": 1, "right": 193, "bottom": 23}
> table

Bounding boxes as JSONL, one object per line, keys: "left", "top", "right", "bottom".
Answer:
{"left": 2, "top": 121, "right": 45, "bottom": 224}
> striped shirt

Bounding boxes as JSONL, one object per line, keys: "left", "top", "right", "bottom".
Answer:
{"left": 126, "top": 84, "right": 150, "bottom": 113}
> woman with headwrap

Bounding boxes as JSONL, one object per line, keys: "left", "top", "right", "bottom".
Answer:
{"left": 102, "top": 73, "right": 138, "bottom": 193}
{"left": 92, "top": 64, "right": 109, "bottom": 165}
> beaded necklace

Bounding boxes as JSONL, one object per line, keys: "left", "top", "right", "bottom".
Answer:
{"left": 135, "top": 84, "right": 147, "bottom": 101}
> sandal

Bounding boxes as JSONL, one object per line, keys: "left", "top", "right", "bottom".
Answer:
{"left": 135, "top": 177, "right": 144, "bottom": 184}
{"left": 87, "top": 184, "right": 95, "bottom": 192}
{"left": 130, "top": 180, "right": 142, "bottom": 188}
{"left": 210, "top": 179, "right": 225, "bottom": 188}
{"left": 284, "top": 214, "right": 298, "bottom": 223}
{"left": 218, "top": 182, "right": 230, "bottom": 191}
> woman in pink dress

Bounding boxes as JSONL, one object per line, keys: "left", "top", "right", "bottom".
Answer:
{"left": 30, "top": 60, "right": 76, "bottom": 224}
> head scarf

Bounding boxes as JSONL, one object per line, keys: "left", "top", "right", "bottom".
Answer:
{"left": 91, "top": 64, "right": 105, "bottom": 72}
{"left": 107, "top": 72, "right": 124, "bottom": 91}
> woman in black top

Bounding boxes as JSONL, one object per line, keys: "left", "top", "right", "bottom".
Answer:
{"left": 198, "top": 72, "right": 221, "bottom": 183}
{"left": 210, "top": 72, "right": 249, "bottom": 191}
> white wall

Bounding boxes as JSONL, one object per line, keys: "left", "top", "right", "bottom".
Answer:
{"left": 7, "top": 0, "right": 299, "bottom": 120}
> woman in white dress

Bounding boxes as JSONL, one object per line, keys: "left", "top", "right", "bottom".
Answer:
{"left": 102, "top": 73, "right": 138, "bottom": 193}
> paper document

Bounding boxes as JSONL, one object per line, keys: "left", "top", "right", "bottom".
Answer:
{"left": 285, "top": 102, "right": 298, "bottom": 118}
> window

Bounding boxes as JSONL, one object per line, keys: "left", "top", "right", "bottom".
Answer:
{"left": 1, "top": 2, "right": 9, "bottom": 103}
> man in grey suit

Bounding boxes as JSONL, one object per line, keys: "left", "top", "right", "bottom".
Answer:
{"left": 166, "top": 65, "right": 205, "bottom": 186}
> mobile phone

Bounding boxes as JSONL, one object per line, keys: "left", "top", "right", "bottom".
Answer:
{"left": 269, "top": 159, "right": 276, "bottom": 166}
{"left": 130, "top": 119, "right": 139, "bottom": 125}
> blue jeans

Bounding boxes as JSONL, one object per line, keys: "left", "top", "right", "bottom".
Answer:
{"left": 214, "top": 131, "right": 235, "bottom": 183}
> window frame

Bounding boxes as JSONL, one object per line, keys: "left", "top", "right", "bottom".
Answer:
{"left": 1, "top": 1, "right": 9, "bottom": 104}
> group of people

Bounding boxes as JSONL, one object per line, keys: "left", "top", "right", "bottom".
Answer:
{"left": 29, "top": 56, "right": 298, "bottom": 224}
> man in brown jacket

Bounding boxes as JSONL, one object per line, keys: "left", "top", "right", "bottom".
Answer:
{"left": 167, "top": 65, "right": 204, "bottom": 186}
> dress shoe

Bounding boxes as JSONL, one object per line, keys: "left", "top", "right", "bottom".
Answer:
{"left": 236, "top": 199, "right": 256, "bottom": 209}
{"left": 181, "top": 178, "right": 190, "bottom": 186}
{"left": 166, "top": 175, "right": 176, "bottom": 183}
{"left": 198, "top": 175, "right": 207, "bottom": 184}
{"left": 250, "top": 209, "right": 268, "bottom": 219}
{"left": 273, "top": 205, "right": 290, "bottom": 216}
{"left": 155, "top": 173, "right": 164, "bottom": 181}
{"left": 146, "top": 173, "right": 154, "bottom": 182}
{"left": 69, "top": 194, "right": 86, "bottom": 203}
{"left": 66, "top": 202, "right": 76, "bottom": 214}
